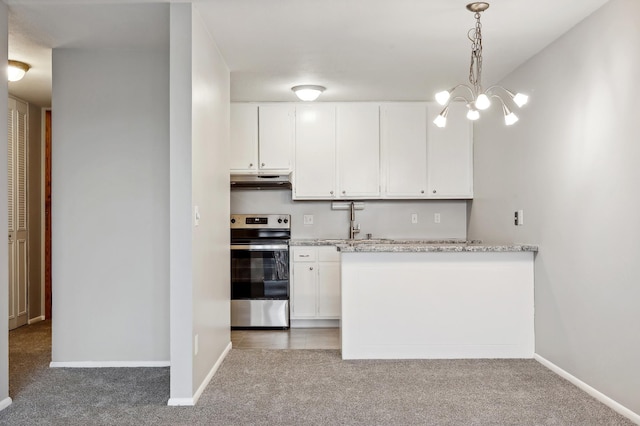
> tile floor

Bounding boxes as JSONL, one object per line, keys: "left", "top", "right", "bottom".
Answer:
{"left": 231, "top": 328, "right": 340, "bottom": 349}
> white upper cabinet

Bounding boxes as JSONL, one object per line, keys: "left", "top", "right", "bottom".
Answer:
{"left": 230, "top": 103, "right": 294, "bottom": 173}
{"left": 294, "top": 103, "right": 381, "bottom": 200}
{"left": 380, "top": 104, "right": 429, "bottom": 198}
{"left": 294, "top": 104, "right": 337, "bottom": 198}
{"left": 426, "top": 102, "right": 473, "bottom": 198}
{"left": 258, "top": 104, "right": 295, "bottom": 171}
{"left": 230, "top": 103, "right": 258, "bottom": 172}
{"left": 336, "top": 104, "right": 380, "bottom": 198}
{"left": 380, "top": 102, "right": 473, "bottom": 199}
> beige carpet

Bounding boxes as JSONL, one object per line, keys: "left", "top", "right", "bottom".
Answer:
{"left": 0, "top": 321, "right": 633, "bottom": 425}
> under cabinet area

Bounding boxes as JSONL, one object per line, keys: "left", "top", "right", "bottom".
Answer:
{"left": 291, "top": 246, "right": 341, "bottom": 326}
{"left": 230, "top": 103, "right": 294, "bottom": 173}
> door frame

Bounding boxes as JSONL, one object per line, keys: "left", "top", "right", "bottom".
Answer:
{"left": 41, "top": 108, "right": 51, "bottom": 320}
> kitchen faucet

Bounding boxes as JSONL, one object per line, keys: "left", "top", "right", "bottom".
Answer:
{"left": 349, "top": 201, "right": 360, "bottom": 240}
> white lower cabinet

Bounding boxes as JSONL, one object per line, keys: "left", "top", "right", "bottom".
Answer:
{"left": 291, "top": 246, "right": 341, "bottom": 320}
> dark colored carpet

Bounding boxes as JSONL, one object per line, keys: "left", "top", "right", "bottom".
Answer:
{"left": 0, "top": 321, "right": 634, "bottom": 425}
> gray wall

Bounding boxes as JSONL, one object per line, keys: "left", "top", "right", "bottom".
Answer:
{"left": 27, "top": 103, "right": 42, "bottom": 321}
{"left": 0, "top": 0, "right": 9, "bottom": 408}
{"left": 169, "top": 3, "right": 231, "bottom": 402}
{"left": 469, "top": 0, "right": 640, "bottom": 415}
{"left": 232, "top": 191, "right": 467, "bottom": 240}
{"left": 51, "top": 47, "right": 170, "bottom": 362}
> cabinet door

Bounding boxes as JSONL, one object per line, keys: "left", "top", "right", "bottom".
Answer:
{"left": 292, "top": 262, "right": 317, "bottom": 318}
{"left": 317, "top": 261, "right": 341, "bottom": 318}
{"left": 258, "top": 104, "right": 295, "bottom": 171}
{"left": 426, "top": 103, "right": 473, "bottom": 198}
{"left": 294, "top": 104, "right": 336, "bottom": 199}
{"left": 381, "top": 104, "right": 428, "bottom": 198}
{"left": 230, "top": 104, "right": 258, "bottom": 172}
{"left": 336, "top": 104, "right": 380, "bottom": 198}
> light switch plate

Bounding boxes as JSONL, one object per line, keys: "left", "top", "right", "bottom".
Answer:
{"left": 194, "top": 206, "right": 200, "bottom": 226}
{"left": 303, "top": 215, "right": 314, "bottom": 225}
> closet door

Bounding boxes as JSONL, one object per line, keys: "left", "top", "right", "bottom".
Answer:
{"left": 8, "top": 98, "right": 28, "bottom": 330}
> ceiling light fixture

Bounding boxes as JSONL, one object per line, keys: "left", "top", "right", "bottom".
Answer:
{"left": 292, "top": 85, "right": 326, "bottom": 102}
{"left": 8, "top": 60, "right": 31, "bottom": 82}
{"left": 433, "top": 2, "right": 528, "bottom": 127}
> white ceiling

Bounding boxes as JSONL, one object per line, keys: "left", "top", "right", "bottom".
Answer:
{"left": 7, "top": 0, "right": 610, "bottom": 107}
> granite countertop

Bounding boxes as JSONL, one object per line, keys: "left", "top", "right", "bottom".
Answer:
{"left": 290, "top": 238, "right": 538, "bottom": 253}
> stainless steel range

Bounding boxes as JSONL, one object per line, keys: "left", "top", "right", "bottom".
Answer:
{"left": 230, "top": 214, "right": 290, "bottom": 329}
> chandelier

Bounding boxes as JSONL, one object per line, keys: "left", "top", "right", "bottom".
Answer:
{"left": 433, "top": 2, "right": 528, "bottom": 128}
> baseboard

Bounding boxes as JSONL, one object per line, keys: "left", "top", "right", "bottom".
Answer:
{"left": 0, "top": 397, "right": 12, "bottom": 411}
{"left": 28, "top": 315, "right": 45, "bottom": 325}
{"left": 291, "top": 319, "right": 339, "bottom": 328}
{"left": 534, "top": 354, "right": 640, "bottom": 424}
{"left": 167, "top": 341, "right": 232, "bottom": 407}
{"left": 49, "top": 360, "right": 170, "bottom": 368}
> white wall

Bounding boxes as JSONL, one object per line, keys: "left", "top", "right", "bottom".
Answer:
{"left": 232, "top": 191, "right": 467, "bottom": 240}
{"left": 50, "top": 47, "right": 170, "bottom": 363}
{"left": 469, "top": 0, "right": 640, "bottom": 416}
{"left": 169, "top": 3, "right": 230, "bottom": 403}
{"left": 0, "top": 0, "right": 10, "bottom": 411}
{"left": 190, "top": 5, "right": 230, "bottom": 396}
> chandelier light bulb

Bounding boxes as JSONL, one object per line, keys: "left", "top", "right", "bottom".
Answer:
{"left": 433, "top": 107, "right": 449, "bottom": 128}
{"left": 502, "top": 104, "right": 519, "bottom": 125}
{"left": 512, "top": 93, "right": 529, "bottom": 108}
{"left": 466, "top": 107, "right": 480, "bottom": 121}
{"left": 475, "top": 93, "right": 491, "bottom": 110}
{"left": 435, "top": 90, "right": 451, "bottom": 106}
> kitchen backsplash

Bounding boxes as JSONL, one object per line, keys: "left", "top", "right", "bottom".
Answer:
{"left": 231, "top": 190, "right": 467, "bottom": 240}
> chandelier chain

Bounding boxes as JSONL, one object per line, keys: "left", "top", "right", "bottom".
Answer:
{"left": 468, "top": 11, "right": 483, "bottom": 96}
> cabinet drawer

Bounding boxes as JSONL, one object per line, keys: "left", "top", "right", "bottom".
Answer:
{"left": 292, "top": 248, "right": 316, "bottom": 262}
{"left": 318, "top": 246, "right": 340, "bottom": 262}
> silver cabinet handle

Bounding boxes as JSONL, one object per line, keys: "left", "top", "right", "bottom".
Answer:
{"left": 330, "top": 191, "right": 334, "bottom": 195}
{"left": 433, "top": 190, "right": 437, "bottom": 194}
{"left": 421, "top": 190, "right": 425, "bottom": 194}
{"left": 342, "top": 190, "right": 346, "bottom": 194}
{"left": 261, "top": 163, "right": 265, "bottom": 167}
{"left": 309, "top": 267, "right": 314, "bottom": 270}
{"left": 249, "top": 163, "right": 253, "bottom": 167}
{"left": 299, "top": 254, "right": 310, "bottom": 258}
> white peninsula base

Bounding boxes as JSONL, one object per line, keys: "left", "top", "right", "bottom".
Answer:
{"left": 340, "top": 251, "right": 535, "bottom": 360}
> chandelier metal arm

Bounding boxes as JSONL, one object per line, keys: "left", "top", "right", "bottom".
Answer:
{"left": 450, "top": 84, "right": 475, "bottom": 99}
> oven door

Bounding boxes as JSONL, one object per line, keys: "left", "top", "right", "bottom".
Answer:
{"left": 230, "top": 243, "right": 289, "bottom": 300}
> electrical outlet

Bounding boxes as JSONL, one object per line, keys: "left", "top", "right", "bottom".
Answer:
{"left": 411, "top": 213, "right": 418, "bottom": 224}
{"left": 303, "top": 215, "right": 314, "bottom": 225}
{"left": 434, "top": 213, "right": 441, "bottom": 224}
{"left": 194, "top": 334, "right": 199, "bottom": 356}
{"left": 514, "top": 210, "right": 524, "bottom": 226}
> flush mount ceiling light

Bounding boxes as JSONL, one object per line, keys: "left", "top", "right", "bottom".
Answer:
{"left": 292, "top": 85, "right": 326, "bottom": 101}
{"left": 433, "top": 2, "right": 528, "bottom": 128}
{"left": 8, "top": 60, "right": 31, "bottom": 82}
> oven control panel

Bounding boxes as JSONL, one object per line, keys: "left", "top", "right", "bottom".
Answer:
{"left": 230, "top": 214, "right": 291, "bottom": 229}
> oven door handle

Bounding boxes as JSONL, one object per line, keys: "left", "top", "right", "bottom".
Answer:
{"left": 230, "top": 244, "right": 289, "bottom": 251}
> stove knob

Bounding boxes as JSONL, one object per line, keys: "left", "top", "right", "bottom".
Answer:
{"left": 230, "top": 218, "right": 236, "bottom": 224}
{"left": 278, "top": 218, "right": 283, "bottom": 223}
{"left": 284, "top": 218, "right": 289, "bottom": 224}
